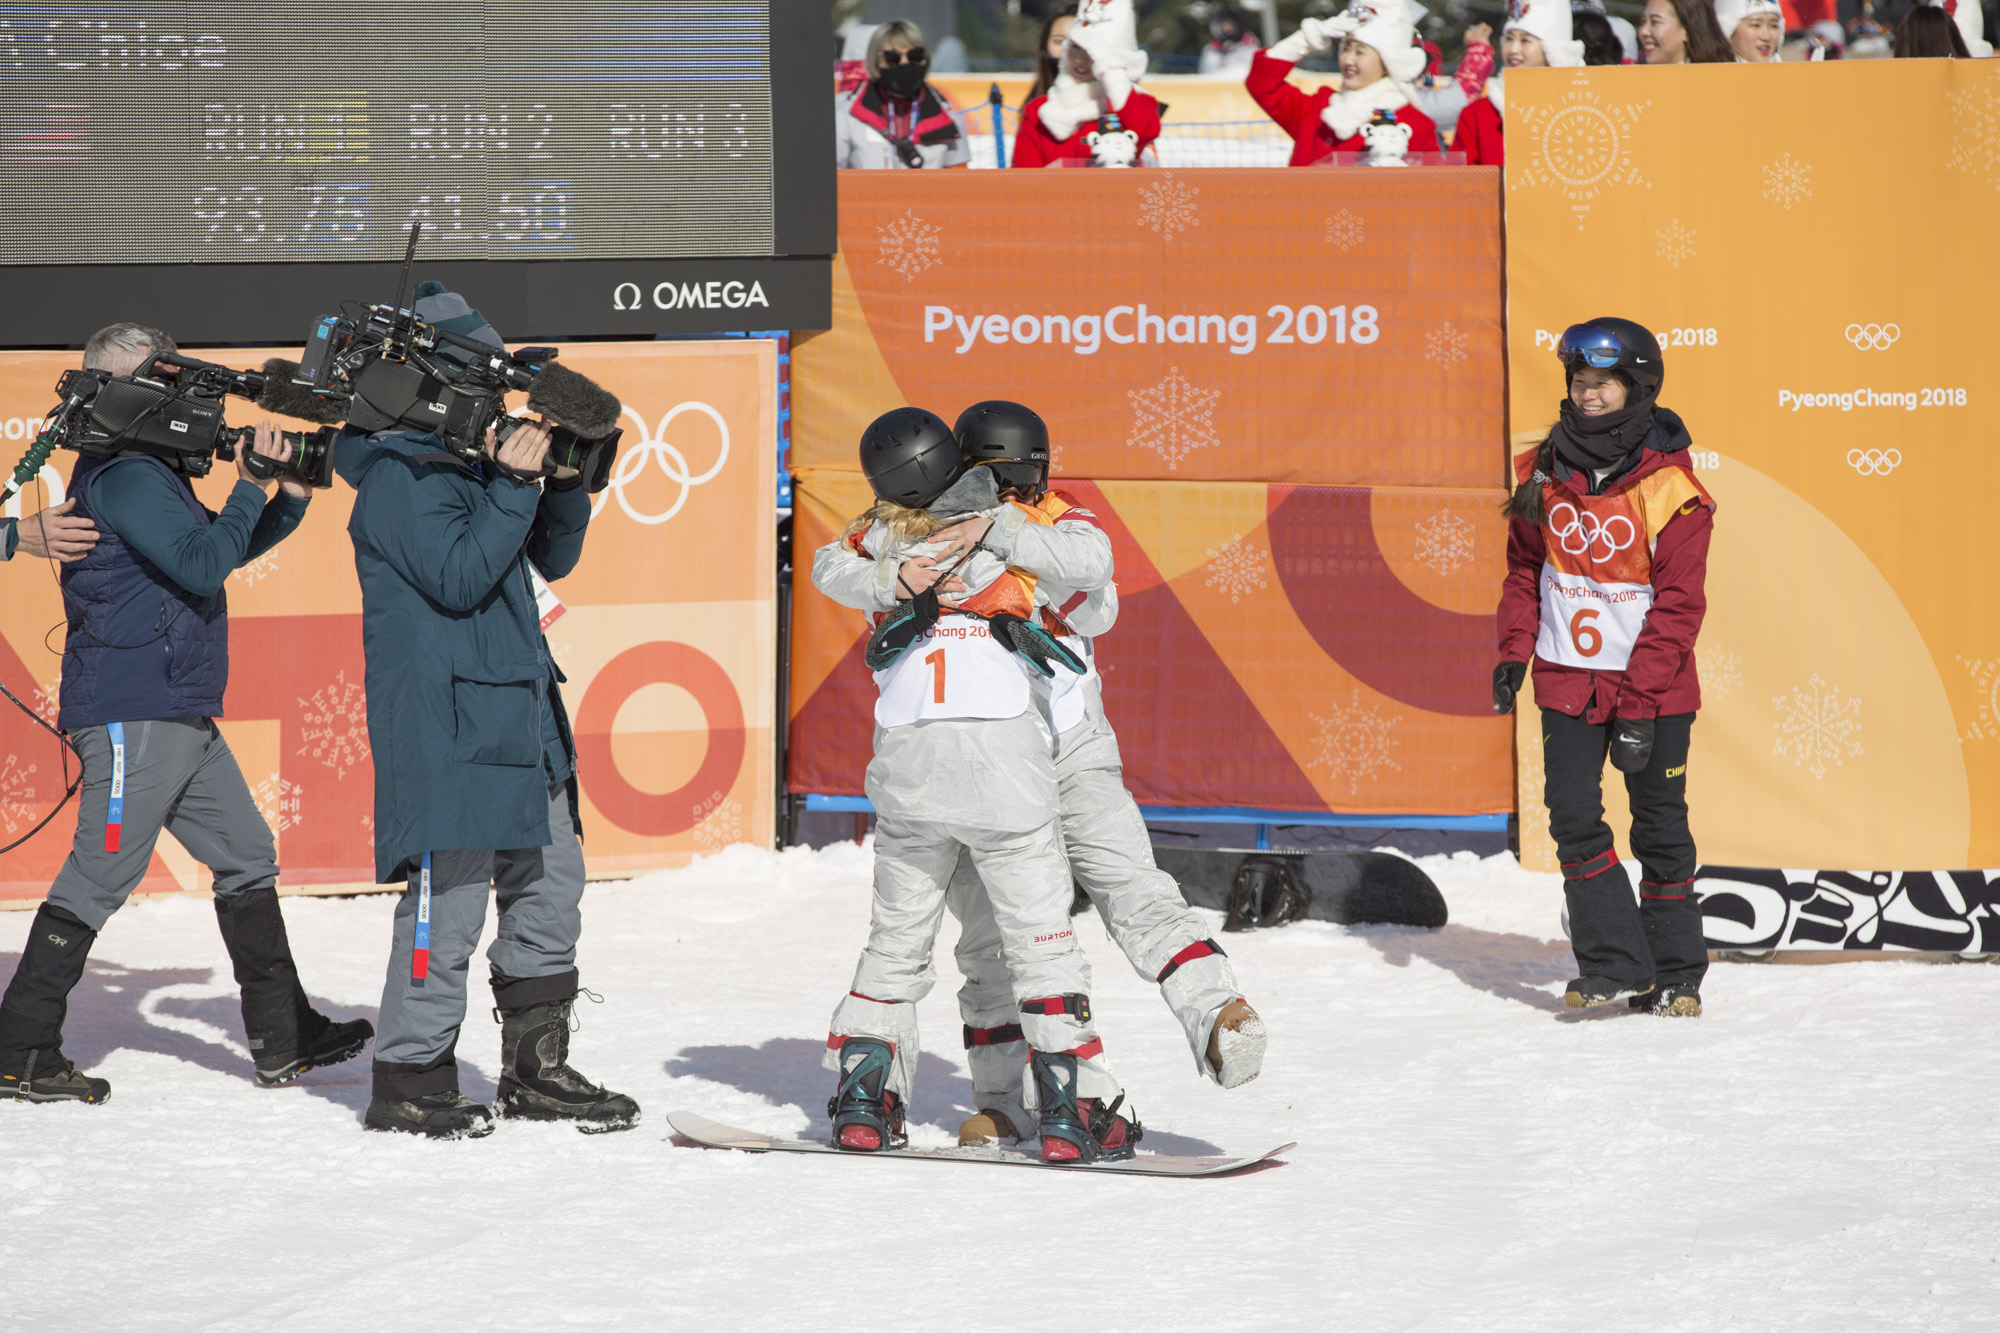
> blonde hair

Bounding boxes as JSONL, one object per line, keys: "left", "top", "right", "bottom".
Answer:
{"left": 841, "top": 498, "right": 938, "bottom": 552}
{"left": 865, "top": 20, "right": 926, "bottom": 77}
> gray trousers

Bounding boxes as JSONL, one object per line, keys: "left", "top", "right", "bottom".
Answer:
{"left": 373, "top": 781, "right": 586, "bottom": 1075}
{"left": 49, "top": 718, "right": 277, "bottom": 931}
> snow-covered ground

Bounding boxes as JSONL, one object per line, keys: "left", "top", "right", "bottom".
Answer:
{"left": 4, "top": 843, "right": 1996, "bottom": 1330}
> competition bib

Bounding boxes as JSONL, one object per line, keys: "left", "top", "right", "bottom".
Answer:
{"left": 1535, "top": 564, "right": 1652, "bottom": 670}
{"left": 873, "top": 617, "right": 1032, "bottom": 727}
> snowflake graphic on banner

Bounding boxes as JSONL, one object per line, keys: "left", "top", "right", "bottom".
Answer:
{"left": 0, "top": 753, "right": 37, "bottom": 835}
{"left": 251, "top": 773, "right": 303, "bottom": 834}
{"left": 1772, "top": 673, "right": 1862, "bottom": 780}
{"left": 692, "top": 790, "right": 745, "bottom": 852}
{"left": 1946, "top": 66, "right": 2000, "bottom": 189}
{"left": 1203, "top": 535, "right": 1268, "bottom": 603}
{"left": 1958, "top": 656, "right": 2000, "bottom": 742}
{"left": 230, "top": 551, "right": 279, "bottom": 587}
{"left": 876, "top": 210, "right": 943, "bottom": 283}
{"left": 297, "top": 670, "right": 370, "bottom": 779}
{"left": 1413, "top": 511, "right": 1475, "bottom": 575}
{"left": 1514, "top": 742, "right": 1555, "bottom": 865}
{"left": 1307, "top": 690, "right": 1404, "bottom": 797}
{"left": 1508, "top": 79, "right": 1651, "bottom": 230}
{"left": 1324, "top": 208, "right": 1365, "bottom": 252}
{"left": 1698, "top": 644, "right": 1743, "bottom": 700}
{"left": 1424, "top": 323, "right": 1469, "bottom": 370}
{"left": 31, "top": 676, "right": 59, "bottom": 726}
{"left": 1137, "top": 174, "right": 1200, "bottom": 240}
{"left": 1655, "top": 219, "right": 1696, "bottom": 268}
{"left": 1127, "top": 367, "right": 1220, "bottom": 471}
{"left": 1762, "top": 153, "right": 1813, "bottom": 210}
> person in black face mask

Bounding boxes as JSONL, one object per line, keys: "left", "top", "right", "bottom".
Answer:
{"left": 834, "top": 20, "right": 970, "bottom": 170}
{"left": 1492, "top": 317, "right": 1718, "bottom": 1018}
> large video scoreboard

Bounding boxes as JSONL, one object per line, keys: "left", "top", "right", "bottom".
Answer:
{"left": 0, "top": 0, "right": 834, "bottom": 341}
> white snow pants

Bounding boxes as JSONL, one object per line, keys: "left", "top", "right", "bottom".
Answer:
{"left": 950, "top": 692, "right": 1242, "bottom": 1128}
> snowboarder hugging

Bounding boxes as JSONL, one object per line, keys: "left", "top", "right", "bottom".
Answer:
{"left": 822, "top": 407, "right": 1143, "bottom": 1162}
{"left": 1493, "top": 317, "right": 1715, "bottom": 1016}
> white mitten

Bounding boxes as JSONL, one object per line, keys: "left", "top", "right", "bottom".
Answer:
{"left": 1302, "top": 16, "right": 1339, "bottom": 49}
{"left": 1268, "top": 28, "right": 1315, "bottom": 60}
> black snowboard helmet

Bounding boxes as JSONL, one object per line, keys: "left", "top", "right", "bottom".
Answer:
{"left": 954, "top": 400, "right": 1050, "bottom": 498}
{"left": 1555, "top": 316, "right": 1664, "bottom": 399}
{"left": 859, "top": 407, "right": 964, "bottom": 508}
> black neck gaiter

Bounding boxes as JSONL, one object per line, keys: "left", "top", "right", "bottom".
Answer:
{"left": 1550, "top": 395, "right": 1656, "bottom": 477}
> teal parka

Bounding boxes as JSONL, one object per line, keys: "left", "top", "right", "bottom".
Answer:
{"left": 335, "top": 427, "right": 590, "bottom": 881}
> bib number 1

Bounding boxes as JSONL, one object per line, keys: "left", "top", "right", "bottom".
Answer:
{"left": 925, "top": 648, "right": 946, "bottom": 703}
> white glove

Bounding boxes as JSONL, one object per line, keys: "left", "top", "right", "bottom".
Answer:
{"left": 1302, "top": 17, "right": 1339, "bottom": 49}
{"left": 1268, "top": 28, "right": 1315, "bottom": 60}
{"left": 1099, "top": 64, "right": 1133, "bottom": 111}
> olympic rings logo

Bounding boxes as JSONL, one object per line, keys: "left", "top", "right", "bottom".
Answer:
{"left": 592, "top": 402, "right": 732, "bottom": 525}
{"left": 1844, "top": 323, "right": 1900, "bottom": 351}
{"left": 1846, "top": 448, "right": 1901, "bottom": 476}
{"left": 1547, "top": 502, "right": 1636, "bottom": 559}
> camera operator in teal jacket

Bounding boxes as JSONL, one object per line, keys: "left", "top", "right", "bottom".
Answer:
{"left": 332, "top": 285, "right": 637, "bottom": 1141}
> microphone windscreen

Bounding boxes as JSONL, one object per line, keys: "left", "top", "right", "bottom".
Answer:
{"left": 525, "top": 361, "right": 622, "bottom": 439}
{"left": 257, "top": 359, "right": 352, "bottom": 423}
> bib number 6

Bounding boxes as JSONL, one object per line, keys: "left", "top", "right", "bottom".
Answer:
{"left": 1569, "top": 608, "right": 1602, "bottom": 658}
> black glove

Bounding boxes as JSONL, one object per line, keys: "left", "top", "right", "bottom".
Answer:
{"left": 987, "top": 613, "right": 1085, "bottom": 679}
{"left": 1491, "top": 660, "right": 1527, "bottom": 714}
{"left": 1608, "top": 717, "right": 1654, "bottom": 773}
{"left": 864, "top": 584, "right": 942, "bottom": 671}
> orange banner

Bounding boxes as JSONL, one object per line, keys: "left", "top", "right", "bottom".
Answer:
{"left": 1506, "top": 61, "right": 2000, "bottom": 871}
{"left": 0, "top": 341, "right": 776, "bottom": 899}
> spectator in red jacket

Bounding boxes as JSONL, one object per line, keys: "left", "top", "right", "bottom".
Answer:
{"left": 1455, "top": 0, "right": 1584, "bottom": 166}
{"left": 1717, "top": 0, "right": 1786, "bottom": 60}
{"left": 1012, "top": 0, "right": 1163, "bottom": 167}
{"left": 1249, "top": 5, "right": 1439, "bottom": 166}
{"left": 1493, "top": 318, "right": 1714, "bottom": 1018}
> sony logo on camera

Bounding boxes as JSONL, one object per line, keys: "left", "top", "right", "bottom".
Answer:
{"left": 612, "top": 279, "right": 771, "bottom": 313}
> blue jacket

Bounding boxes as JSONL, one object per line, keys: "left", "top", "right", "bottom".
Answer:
{"left": 57, "top": 454, "right": 302, "bottom": 730}
{"left": 335, "top": 428, "right": 591, "bottom": 882}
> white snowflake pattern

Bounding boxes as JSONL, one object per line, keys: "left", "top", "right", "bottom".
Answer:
{"left": 0, "top": 753, "right": 37, "bottom": 835}
{"left": 231, "top": 551, "right": 279, "bottom": 587}
{"left": 1946, "top": 67, "right": 2000, "bottom": 189}
{"left": 692, "top": 790, "right": 745, "bottom": 852}
{"left": 297, "top": 670, "right": 370, "bottom": 779}
{"left": 31, "top": 676, "right": 60, "bottom": 726}
{"left": 1697, "top": 644, "right": 1743, "bottom": 700}
{"left": 1424, "top": 323, "right": 1469, "bottom": 370}
{"left": 1412, "top": 511, "right": 1476, "bottom": 576}
{"left": 1514, "top": 742, "right": 1556, "bottom": 867}
{"left": 1126, "top": 367, "right": 1221, "bottom": 471}
{"left": 1958, "top": 656, "right": 2000, "bottom": 742}
{"left": 1203, "top": 535, "right": 1269, "bottom": 603}
{"left": 1772, "top": 673, "right": 1862, "bottom": 780}
{"left": 1761, "top": 153, "right": 1813, "bottom": 210}
{"left": 1654, "top": 219, "right": 1696, "bottom": 268}
{"left": 1306, "top": 690, "right": 1404, "bottom": 797}
{"left": 1324, "top": 208, "right": 1365, "bottom": 252}
{"left": 1136, "top": 174, "right": 1200, "bottom": 240}
{"left": 876, "top": 210, "right": 943, "bottom": 283}
{"left": 251, "top": 773, "right": 303, "bottom": 834}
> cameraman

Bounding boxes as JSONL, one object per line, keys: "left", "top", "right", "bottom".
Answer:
{"left": 3, "top": 500, "right": 98, "bottom": 563}
{"left": 335, "top": 287, "right": 636, "bottom": 1140}
{"left": 0, "top": 323, "right": 372, "bottom": 1104}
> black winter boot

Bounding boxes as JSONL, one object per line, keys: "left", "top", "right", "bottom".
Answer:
{"left": 366, "top": 1046, "right": 492, "bottom": 1138}
{"left": 214, "top": 888, "right": 373, "bottom": 1085}
{"left": 491, "top": 970, "right": 639, "bottom": 1134}
{"left": 0, "top": 904, "right": 107, "bottom": 1104}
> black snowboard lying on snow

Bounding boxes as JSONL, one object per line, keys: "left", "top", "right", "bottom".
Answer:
{"left": 1151, "top": 847, "right": 1448, "bottom": 931}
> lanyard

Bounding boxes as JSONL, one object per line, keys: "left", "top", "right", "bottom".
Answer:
{"left": 413, "top": 851, "right": 431, "bottom": 984}
{"left": 104, "top": 722, "right": 126, "bottom": 853}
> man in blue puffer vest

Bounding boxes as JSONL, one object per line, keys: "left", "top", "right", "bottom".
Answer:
{"left": 337, "top": 285, "right": 637, "bottom": 1139}
{"left": 0, "top": 323, "right": 373, "bottom": 1105}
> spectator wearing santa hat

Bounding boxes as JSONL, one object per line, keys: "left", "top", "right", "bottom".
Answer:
{"left": 1248, "top": 5, "right": 1440, "bottom": 166}
{"left": 1454, "top": 0, "right": 1584, "bottom": 167}
{"left": 1012, "top": 0, "right": 1163, "bottom": 167}
{"left": 1716, "top": 0, "right": 1786, "bottom": 59}
{"left": 1639, "top": 0, "right": 1737, "bottom": 61}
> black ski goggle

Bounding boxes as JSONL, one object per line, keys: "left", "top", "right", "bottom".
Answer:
{"left": 980, "top": 460, "right": 1047, "bottom": 496}
{"left": 1555, "top": 323, "right": 1626, "bottom": 370}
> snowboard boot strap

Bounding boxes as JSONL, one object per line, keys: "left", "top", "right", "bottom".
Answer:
{"left": 1019, "top": 994, "right": 1091, "bottom": 1022}
{"left": 1031, "top": 1049, "right": 1093, "bottom": 1163}
{"left": 827, "top": 1037, "right": 905, "bottom": 1152}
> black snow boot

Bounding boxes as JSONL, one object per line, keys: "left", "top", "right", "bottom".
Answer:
{"left": 491, "top": 970, "right": 639, "bottom": 1134}
{"left": 0, "top": 903, "right": 108, "bottom": 1104}
{"left": 1565, "top": 975, "right": 1655, "bottom": 1009}
{"left": 366, "top": 1046, "right": 493, "bottom": 1138}
{"left": 827, "top": 1037, "right": 906, "bottom": 1152}
{"left": 214, "top": 888, "right": 374, "bottom": 1085}
{"left": 1630, "top": 983, "right": 1702, "bottom": 1017}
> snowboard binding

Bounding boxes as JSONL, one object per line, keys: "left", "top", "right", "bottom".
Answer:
{"left": 1030, "top": 1050, "right": 1141, "bottom": 1164}
{"left": 827, "top": 1038, "right": 907, "bottom": 1152}
{"left": 1224, "top": 857, "right": 1310, "bottom": 932}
